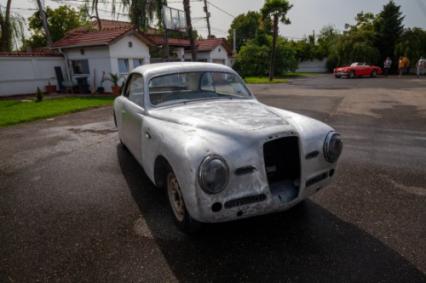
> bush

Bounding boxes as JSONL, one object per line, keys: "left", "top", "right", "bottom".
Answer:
{"left": 35, "top": 87, "right": 44, "bottom": 102}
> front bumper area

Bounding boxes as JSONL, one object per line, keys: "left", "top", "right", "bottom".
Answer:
{"left": 192, "top": 168, "right": 336, "bottom": 223}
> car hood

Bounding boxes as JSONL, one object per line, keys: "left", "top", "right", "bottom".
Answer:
{"left": 148, "top": 99, "right": 291, "bottom": 134}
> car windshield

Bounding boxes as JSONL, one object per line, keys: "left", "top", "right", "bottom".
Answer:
{"left": 350, "top": 62, "right": 366, "bottom": 66}
{"left": 148, "top": 71, "right": 252, "bottom": 106}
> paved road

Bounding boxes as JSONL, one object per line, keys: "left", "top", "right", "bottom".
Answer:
{"left": 1, "top": 75, "right": 425, "bottom": 282}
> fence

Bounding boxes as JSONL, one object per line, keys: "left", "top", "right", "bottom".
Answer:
{"left": 0, "top": 53, "right": 65, "bottom": 97}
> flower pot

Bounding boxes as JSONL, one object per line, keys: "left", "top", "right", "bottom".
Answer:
{"left": 45, "top": 84, "right": 56, "bottom": 94}
{"left": 111, "top": 85, "right": 121, "bottom": 96}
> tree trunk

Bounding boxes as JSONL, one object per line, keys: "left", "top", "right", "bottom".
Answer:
{"left": 35, "top": 0, "right": 52, "bottom": 47}
{"left": 0, "top": 0, "right": 12, "bottom": 51}
{"left": 183, "top": 0, "right": 196, "bottom": 61}
{"left": 94, "top": 0, "right": 101, "bottom": 30}
{"left": 269, "top": 14, "right": 278, "bottom": 81}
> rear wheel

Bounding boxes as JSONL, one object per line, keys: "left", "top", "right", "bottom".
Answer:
{"left": 335, "top": 74, "right": 341, "bottom": 78}
{"left": 166, "top": 170, "right": 202, "bottom": 233}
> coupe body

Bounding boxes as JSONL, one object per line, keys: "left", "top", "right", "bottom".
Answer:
{"left": 334, "top": 62, "right": 382, "bottom": 78}
{"left": 114, "top": 62, "right": 343, "bottom": 232}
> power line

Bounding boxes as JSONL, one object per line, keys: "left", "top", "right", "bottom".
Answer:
{"left": 206, "top": 0, "right": 235, "bottom": 18}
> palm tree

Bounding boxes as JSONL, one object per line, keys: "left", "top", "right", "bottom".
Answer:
{"left": 183, "top": 0, "right": 196, "bottom": 60}
{"left": 261, "top": 0, "right": 292, "bottom": 81}
{"left": 118, "top": 0, "right": 166, "bottom": 31}
{"left": 0, "top": 0, "right": 12, "bottom": 51}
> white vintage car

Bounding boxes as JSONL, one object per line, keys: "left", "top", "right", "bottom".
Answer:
{"left": 114, "top": 62, "right": 342, "bottom": 232}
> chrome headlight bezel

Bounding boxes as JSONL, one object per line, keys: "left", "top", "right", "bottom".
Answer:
{"left": 323, "top": 132, "right": 343, "bottom": 163}
{"left": 198, "top": 154, "right": 230, "bottom": 194}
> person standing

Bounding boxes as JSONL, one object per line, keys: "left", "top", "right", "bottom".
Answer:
{"left": 384, "top": 57, "right": 392, "bottom": 77}
{"left": 398, "top": 57, "right": 404, "bottom": 76}
{"left": 417, "top": 57, "right": 425, "bottom": 78}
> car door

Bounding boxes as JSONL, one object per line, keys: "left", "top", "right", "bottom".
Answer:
{"left": 121, "top": 73, "right": 145, "bottom": 163}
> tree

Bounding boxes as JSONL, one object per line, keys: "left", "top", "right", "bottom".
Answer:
{"left": 395, "top": 27, "right": 426, "bottom": 64}
{"left": 23, "top": 5, "right": 88, "bottom": 49}
{"left": 374, "top": 0, "right": 404, "bottom": 69}
{"left": 227, "top": 11, "right": 271, "bottom": 52}
{"left": 235, "top": 35, "right": 297, "bottom": 77}
{"left": 0, "top": 0, "right": 12, "bottom": 51}
{"left": 183, "top": 0, "right": 196, "bottom": 61}
{"left": 120, "top": 0, "right": 166, "bottom": 31}
{"left": 261, "top": 0, "right": 292, "bottom": 81}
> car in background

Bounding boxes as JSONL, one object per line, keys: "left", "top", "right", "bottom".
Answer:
{"left": 334, "top": 62, "right": 382, "bottom": 78}
{"left": 114, "top": 62, "right": 343, "bottom": 233}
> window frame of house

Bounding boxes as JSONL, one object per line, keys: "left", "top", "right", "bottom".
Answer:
{"left": 118, "top": 58, "right": 130, "bottom": 75}
{"left": 132, "top": 58, "right": 144, "bottom": 68}
{"left": 70, "top": 59, "right": 90, "bottom": 75}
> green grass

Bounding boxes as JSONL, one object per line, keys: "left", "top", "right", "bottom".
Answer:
{"left": 244, "top": 77, "right": 289, "bottom": 84}
{"left": 244, "top": 72, "right": 320, "bottom": 84}
{"left": 0, "top": 96, "right": 114, "bottom": 127}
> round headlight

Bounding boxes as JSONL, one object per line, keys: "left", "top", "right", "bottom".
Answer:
{"left": 324, "top": 132, "right": 343, "bottom": 163}
{"left": 198, "top": 155, "right": 229, "bottom": 194}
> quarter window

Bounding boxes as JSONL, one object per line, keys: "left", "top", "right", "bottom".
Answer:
{"left": 125, "top": 74, "right": 144, "bottom": 107}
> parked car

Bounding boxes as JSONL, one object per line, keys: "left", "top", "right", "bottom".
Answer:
{"left": 113, "top": 62, "right": 343, "bottom": 232}
{"left": 334, "top": 62, "right": 382, "bottom": 78}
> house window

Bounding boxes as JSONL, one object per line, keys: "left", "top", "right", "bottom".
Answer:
{"left": 71, "top": 59, "right": 89, "bottom": 75}
{"left": 128, "top": 41, "right": 133, "bottom": 48}
{"left": 118, "top": 58, "right": 129, "bottom": 74}
{"left": 133, "top": 58, "right": 144, "bottom": 68}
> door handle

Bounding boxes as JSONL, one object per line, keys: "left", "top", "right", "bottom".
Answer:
{"left": 145, "top": 131, "right": 151, "bottom": 139}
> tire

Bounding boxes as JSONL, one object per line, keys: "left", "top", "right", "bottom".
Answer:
{"left": 371, "top": 70, "right": 377, "bottom": 78}
{"left": 166, "top": 170, "right": 202, "bottom": 233}
{"left": 335, "top": 75, "right": 341, "bottom": 78}
{"left": 349, "top": 71, "right": 356, "bottom": 79}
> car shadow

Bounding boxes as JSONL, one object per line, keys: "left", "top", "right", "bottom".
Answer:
{"left": 117, "top": 144, "right": 425, "bottom": 282}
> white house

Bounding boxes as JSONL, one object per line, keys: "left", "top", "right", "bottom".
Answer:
{"left": 185, "top": 38, "right": 233, "bottom": 66}
{"left": 52, "top": 21, "right": 153, "bottom": 92}
{"left": 0, "top": 19, "right": 234, "bottom": 96}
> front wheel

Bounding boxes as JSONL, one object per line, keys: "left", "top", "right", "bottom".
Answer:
{"left": 349, "top": 71, "right": 356, "bottom": 79}
{"left": 166, "top": 170, "right": 202, "bottom": 233}
{"left": 371, "top": 70, "right": 377, "bottom": 78}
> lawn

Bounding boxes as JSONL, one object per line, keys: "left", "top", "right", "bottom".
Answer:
{"left": 244, "top": 72, "right": 320, "bottom": 84}
{"left": 0, "top": 96, "right": 114, "bottom": 127}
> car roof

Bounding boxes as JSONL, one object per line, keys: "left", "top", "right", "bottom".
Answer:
{"left": 132, "top": 62, "right": 237, "bottom": 80}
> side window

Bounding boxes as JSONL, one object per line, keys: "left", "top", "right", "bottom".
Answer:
{"left": 125, "top": 74, "right": 144, "bottom": 107}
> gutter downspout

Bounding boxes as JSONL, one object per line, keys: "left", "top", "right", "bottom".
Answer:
{"left": 58, "top": 48, "right": 71, "bottom": 81}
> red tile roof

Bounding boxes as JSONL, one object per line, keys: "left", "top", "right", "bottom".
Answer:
{"left": 52, "top": 27, "right": 135, "bottom": 48}
{"left": 52, "top": 19, "right": 232, "bottom": 55}
{"left": 0, "top": 51, "right": 62, "bottom": 57}
{"left": 196, "top": 38, "right": 232, "bottom": 54}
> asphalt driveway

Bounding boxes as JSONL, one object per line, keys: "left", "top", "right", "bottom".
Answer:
{"left": 1, "top": 75, "right": 425, "bottom": 282}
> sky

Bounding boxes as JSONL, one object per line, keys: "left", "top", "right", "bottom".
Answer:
{"left": 7, "top": 0, "right": 426, "bottom": 41}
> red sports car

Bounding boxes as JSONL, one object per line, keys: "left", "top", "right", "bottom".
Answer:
{"left": 334, "top": 62, "right": 382, "bottom": 78}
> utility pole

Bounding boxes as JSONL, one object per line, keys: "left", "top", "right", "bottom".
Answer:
{"left": 183, "top": 0, "right": 197, "bottom": 61}
{"left": 35, "top": 0, "right": 52, "bottom": 47}
{"left": 203, "top": 0, "right": 212, "bottom": 38}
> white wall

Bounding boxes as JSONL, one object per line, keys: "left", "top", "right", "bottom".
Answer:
{"left": 64, "top": 46, "right": 112, "bottom": 92}
{"left": 296, "top": 58, "right": 327, "bottom": 73}
{"left": 109, "top": 34, "right": 151, "bottom": 87}
{"left": 0, "top": 56, "right": 65, "bottom": 96}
